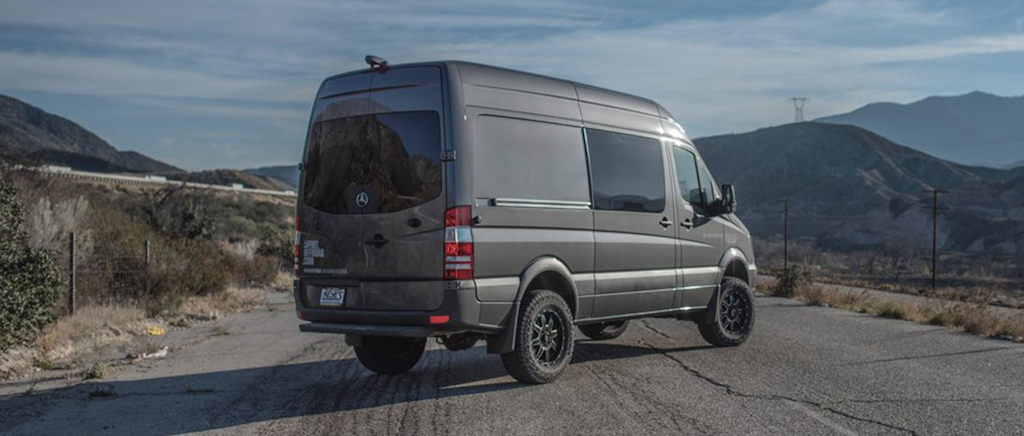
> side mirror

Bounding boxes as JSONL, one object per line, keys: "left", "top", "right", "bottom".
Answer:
{"left": 720, "top": 184, "right": 737, "bottom": 214}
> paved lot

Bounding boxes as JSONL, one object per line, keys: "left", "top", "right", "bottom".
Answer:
{"left": 2, "top": 293, "right": 1023, "bottom": 436}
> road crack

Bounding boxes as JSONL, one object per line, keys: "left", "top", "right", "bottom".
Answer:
{"left": 638, "top": 320, "right": 922, "bottom": 436}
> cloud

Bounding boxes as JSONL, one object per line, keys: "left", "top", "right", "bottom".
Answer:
{"left": 1, "top": 0, "right": 1023, "bottom": 167}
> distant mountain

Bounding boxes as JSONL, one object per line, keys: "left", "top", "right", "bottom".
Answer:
{"left": 244, "top": 165, "right": 299, "bottom": 191}
{"left": 695, "top": 122, "right": 1024, "bottom": 254}
{"left": 817, "top": 91, "right": 1024, "bottom": 167}
{"left": 0, "top": 94, "right": 181, "bottom": 173}
{"left": 1006, "top": 159, "right": 1024, "bottom": 170}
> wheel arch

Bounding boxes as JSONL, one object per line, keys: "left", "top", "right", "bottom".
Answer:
{"left": 487, "top": 256, "right": 578, "bottom": 354}
{"left": 718, "top": 247, "right": 753, "bottom": 285}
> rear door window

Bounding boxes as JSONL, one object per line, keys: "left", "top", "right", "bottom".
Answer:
{"left": 586, "top": 129, "right": 665, "bottom": 213}
{"left": 302, "top": 111, "right": 442, "bottom": 214}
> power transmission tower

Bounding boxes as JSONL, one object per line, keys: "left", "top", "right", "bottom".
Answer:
{"left": 790, "top": 97, "right": 808, "bottom": 122}
{"left": 924, "top": 189, "right": 948, "bottom": 290}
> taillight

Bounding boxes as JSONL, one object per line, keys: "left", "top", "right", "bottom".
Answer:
{"left": 293, "top": 214, "right": 301, "bottom": 278}
{"left": 444, "top": 206, "right": 473, "bottom": 280}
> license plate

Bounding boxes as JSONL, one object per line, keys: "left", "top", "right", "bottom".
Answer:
{"left": 319, "top": 288, "right": 346, "bottom": 307}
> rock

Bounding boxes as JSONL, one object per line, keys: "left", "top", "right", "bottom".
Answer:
{"left": 141, "top": 347, "right": 169, "bottom": 359}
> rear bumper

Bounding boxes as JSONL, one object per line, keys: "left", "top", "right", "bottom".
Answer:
{"left": 294, "top": 279, "right": 512, "bottom": 336}
{"left": 299, "top": 322, "right": 439, "bottom": 337}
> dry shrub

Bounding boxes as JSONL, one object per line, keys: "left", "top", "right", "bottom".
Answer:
{"left": 797, "top": 284, "right": 827, "bottom": 306}
{"left": 769, "top": 266, "right": 814, "bottom": 298}
{"left": 753, "top": 280, "right": 772, "bottom": 296}
{"left": 174, "top": 287, "right": 267, "bottom": 325}
{"left": 33, "top": 305, "right": 146, "bottom": 367}
{"left": 834, "top": 290, "right": 877, "bottom": 311}
{"left": 270, "top": 271, "right": 294, "bottom": 292}
{"left": 227, "top": 253, "right": 280, "bottom": 288}
{"left": 997, "top": 315, "right": 1024, "bottom": 341}
{"left": 876, "top": 300, "right": 925, "bottom": 322}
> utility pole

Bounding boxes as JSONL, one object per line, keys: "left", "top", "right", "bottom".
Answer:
{"left": 924, "top": 189, "right": 948, "bottom": 290}
{"left": 790, "top": 97, "right": 808, "bottom": 122}
{"left": 783, "top": 199, "right": 790, "bottom": 271}
{"left": 68, "top": 232, "right": 75, "bottom": 315}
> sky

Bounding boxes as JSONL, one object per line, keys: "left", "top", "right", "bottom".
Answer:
{"left": 1, "top": 0, "right": 1023, "bottom": 170}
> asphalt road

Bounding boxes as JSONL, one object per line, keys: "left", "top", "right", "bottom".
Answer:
{"left": 2, "top": 293, "right": 1023, "bottom": 436}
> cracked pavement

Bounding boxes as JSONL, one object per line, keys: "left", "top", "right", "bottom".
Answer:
{"left": 2, "top": 294, "right": 1023, "bottom": 435}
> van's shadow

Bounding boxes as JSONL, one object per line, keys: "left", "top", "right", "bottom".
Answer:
{"left": 1, "top": 342, "right": 707, "bottom": 436}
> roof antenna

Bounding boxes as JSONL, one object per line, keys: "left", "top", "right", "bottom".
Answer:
{"left": 365, "top": 55, "right": 389, "bottom": 71}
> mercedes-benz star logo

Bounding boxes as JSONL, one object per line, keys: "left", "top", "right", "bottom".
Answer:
{"left": 356, "top": 191, "right": 369, "bottom": 208}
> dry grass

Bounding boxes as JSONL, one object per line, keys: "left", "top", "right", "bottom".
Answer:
{"left": 0, "top": 287, "right": 268, "bottom": 382}
{"left": 34, "top": 305, "right": 148, "bottom": 372}
{"left": 768, "top": 279, "right": 1024, "bottom": 343}
{"left": 270, "top": 271, "right": 293, "bottom": 292}
{"left": 176, "top": 287, "right": 266, "bottom": 321}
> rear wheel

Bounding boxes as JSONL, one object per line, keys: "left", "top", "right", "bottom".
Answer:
{"left": 354, "top": 336, "right": 426, "bottom": 375}
{"left": 501, "top": 289, "right": 575, "bottom": 384}
{"left": 579, "top": 320, "right": 630, "bottom": 340}
{"left": 698, "top": 278, "right": 755, "bottom": 347}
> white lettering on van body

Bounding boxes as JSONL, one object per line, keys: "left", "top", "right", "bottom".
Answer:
{"left": 303, "top": 240, "right": 325, "bottom": 266}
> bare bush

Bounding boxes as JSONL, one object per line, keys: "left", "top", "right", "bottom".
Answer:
{"left": 26, "top": 196, "right": 94, "bottom": 263}
{"left": 768, "top": 266, "right": 814, "bottom": 298}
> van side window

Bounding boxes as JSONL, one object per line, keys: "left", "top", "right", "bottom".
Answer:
{"left": 473, "top": 116, "right": 590, "bottom": 203}
{"left": 587, "top": 129, "right": 665, "bottom": 213}
{"left": 671, "top": 147, "right": 703, "bottom": 207}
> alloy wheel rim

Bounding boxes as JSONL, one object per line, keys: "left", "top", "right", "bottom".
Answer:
{"left": 719, "top": 289, "right": 751, "bottom": 335}
{"left": 530, "top": 308, "right": 564, "bottom": 365}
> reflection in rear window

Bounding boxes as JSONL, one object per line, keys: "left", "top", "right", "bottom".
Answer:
{"left": 303, "top": 111, "right": 442, "bottom": 214}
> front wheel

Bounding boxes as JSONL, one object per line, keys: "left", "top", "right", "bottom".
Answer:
{"left": 697, "top": 278, "right": 755, "bottom": 347}
{"left": 354, "top": 336, "right": 426, "bottom": 375}
{"left": 501, "top": 289, "right": 575, "bottom": 384}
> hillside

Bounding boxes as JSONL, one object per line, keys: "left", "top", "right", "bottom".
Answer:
{"left": 167, "top": 169, "right": 283, "bottom": 191}
{"left": 695, "top": 122, "right": 1024, "bottom": 254}
{"left": 0, "top": 94, "right": 181, "bottom": 173}
{"left": 817, "top": 91, "right": 1024, "bottom": 167}
{"left": 243, "top": 165, "right": 299, "bottom": 190}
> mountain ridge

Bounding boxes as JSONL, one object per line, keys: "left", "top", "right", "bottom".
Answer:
{"left": 0, "top": 94, "right": 181, "bottom": 173}
{"left": 816, "top": 91, "right": 1024, "bottom": 167}
{"left": 695, "top": 122, "right": 1024, "bottom": 254}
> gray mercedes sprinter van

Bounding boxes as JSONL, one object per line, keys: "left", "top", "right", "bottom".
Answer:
{"left": 294, "top": 56, "right": 757, "bottom": 384}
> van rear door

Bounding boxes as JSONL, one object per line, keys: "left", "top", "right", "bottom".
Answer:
{"left": 300, "top": 66, "right": 446, "bottom": 283}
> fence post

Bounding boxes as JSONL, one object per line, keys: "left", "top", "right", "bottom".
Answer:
{"left": 145, "top": 240, "right": 151, "bottom": 265}
{"left": 68, "top": 232, "right": 75, "bottom": 315}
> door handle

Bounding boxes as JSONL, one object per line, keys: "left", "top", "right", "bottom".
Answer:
{"left": 659, "top": 217, "right": 673, "bottom": 228}
{"left": 366, "top": 233, "right": 388, "bottom": 248}
{"left": 681, "top": 218, "right": 693, "bottom": 229}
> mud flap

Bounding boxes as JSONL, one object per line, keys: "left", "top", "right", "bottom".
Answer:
{"left": 486, "top": 301, "right": 519, "bottom": 354}
{"left": 345, "top": 334, "right": 363, "bottom": 347}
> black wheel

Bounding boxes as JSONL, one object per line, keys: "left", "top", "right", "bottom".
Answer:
{"left": 501, "top": 289, "right": 575, "bottom": 384}
{"left": 698, "top": 278, "right": 755, "bottom": 347}
{"left": 579, "top": 320, "right": 630, "bottom": 340}
{"left": 354, "top": 336, "right": 426, "bottom": 375}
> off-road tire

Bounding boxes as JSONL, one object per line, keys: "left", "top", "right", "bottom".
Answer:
{"left": 501, "top": 289, "right": 575, "bottom": 384}
{"left": 698, "top": 278, "right": 755, "bottom": 347}
{"left": 579, "top": 320, "right": 630, "bottom": 340}
{"left": 354, "top": 336, "right": 426, "bottom": 375}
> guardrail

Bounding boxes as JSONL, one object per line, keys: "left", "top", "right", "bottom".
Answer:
{"left": 17, "top": 165, "right": 297, "bottom": 198}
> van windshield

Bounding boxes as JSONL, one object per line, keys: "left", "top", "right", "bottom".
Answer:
{"left": 302, "top": 111, "right": 442, "bottom": 215}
